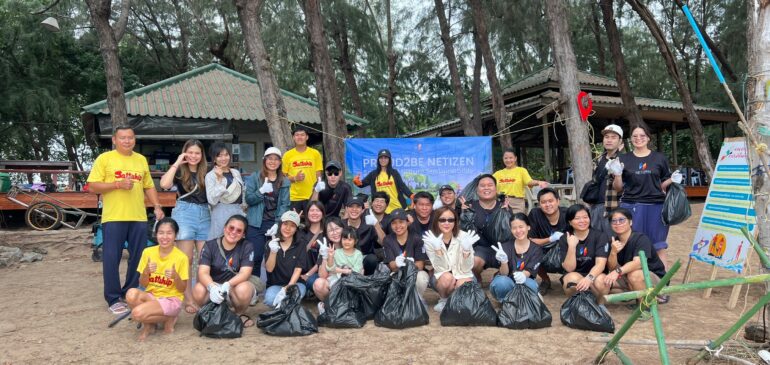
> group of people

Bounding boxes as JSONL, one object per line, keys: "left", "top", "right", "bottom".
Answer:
{"left": 87, "top": 122, "right": 681, "bottom": 340}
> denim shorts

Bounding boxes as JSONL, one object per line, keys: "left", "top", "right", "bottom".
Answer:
{"left": 171, "top": 200, "right": 211, "bottom": 241}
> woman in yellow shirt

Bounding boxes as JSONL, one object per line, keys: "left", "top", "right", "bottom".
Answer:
{"left": 126, "top": 218, "right": 189, "bottom": 341}
{"left": 353, "top": 149, "right": 413, "bottom": 213}
{"left": 493, "top": 149, "right": 548, "bottom": 214}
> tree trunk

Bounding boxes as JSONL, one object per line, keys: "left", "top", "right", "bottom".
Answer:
{"left": 599, "top": 0, "right": 646, "bottom": 130}
{"left": 627, "top": 0, "right": 715, "bottom": 180}
{"left": 85, "top": 0, "right": 131, "bottom": 129}
{"left": 299, "top": 0, "right": 348, "bottom": 168}
{"left": 468, "top": 0, "right": 511, "bottom": 150}
{"left": 235, "top": 0, "right": 293, "bottom": 153}
{"left": 747, "top": 0, "right": 770, "bottom": 300}
{"left": 435, "top": 0, "right": 478, "bottom": 136}
{"left": 385, "top": 0, "right": 398, "bottom": 136}
{"left": 171, "top": 0, "right": 191, "bottom": 72}
{"left": 330, "top": 14, "right": 364, "bottom": 118}
{"left": 590, "top": 1, "right": 606, "bottom": 75}
{"left": 471, "top": 29, "right": 483, "bottom": 132}
{"left": 544, "top": 0, "right": 593, "bottom": 194}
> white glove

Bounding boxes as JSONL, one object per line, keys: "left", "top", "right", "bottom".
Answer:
{"left": 220, "top": 282, "right": 231, "bottom": 298}
{"left": 365, "top": 209, "right": 378, "bottom": 226}
{"left": 605, "top": 158, "right": 624, "bottom": 176}
{"left": 549, "top": 231, "right": 564, "bottom": 243}
{"left": 315, "top": 181, "right": 326, "bottom": 192}
{"left": 208, "top": 283, "right": 224, "bottom": 304}
{"left": 513, "top": 271, "right": 527, "bottom": 284}
{"left": 273, "top": 287, "right": 287, "bottom": 308}
{"left": 490, "top": 242, "right": 508, "bottom": 263}
{"left": 318, "top": 238, "right": 330, "bottom": 259}
{"left": 259, "top": 178, "right": 273, "bottom": 194}
{"left": 460, "top": 230, "right": 480, "bottom": 251}
{"left": 433, "top": 198, "right": 443, "bottom": 210}
{"left": 422, "top": 231, "right": 444, "bottom": 251}
{"left": 395, "top": 255, "right": 406, "bottom": 268}
{"left": 671, "top": 170, "right": 683, "bottom": 184}
{"left": 268, "top": 237, "right": 280, "bottom": 253}
{"left": 265, "top": 223, "right": 278, "bottom": 237}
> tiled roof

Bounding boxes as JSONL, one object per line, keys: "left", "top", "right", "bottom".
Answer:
{"left": 539, "top": 91, "right": 733, "bottom": 114}
{"left": 501, "top": 66, "right": 618, "bottom": 97}
{"left": 81, "top": 63, "right": 368, "bottom": 126}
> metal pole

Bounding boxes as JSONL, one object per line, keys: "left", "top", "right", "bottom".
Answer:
{"left": 640, "top": 250, "right": 670, "bottom": 365}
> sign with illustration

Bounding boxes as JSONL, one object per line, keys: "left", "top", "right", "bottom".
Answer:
{"left": 344, "top": 137, "right": 493, "bottom": 198}
{"left": 690, "top": 139, "right": 756, "bottom": 274}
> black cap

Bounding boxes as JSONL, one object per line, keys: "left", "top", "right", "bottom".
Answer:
{"left": 378, "top": 149, "right": 391, "bottom": 158}
{"left": 346, "top": 195, "right": 365, "bottom": 207}
{"left": 389, "top": 208, "right": 408, "bottom": 221}
{"left": 325, "top": 160, "right": 342, "bottom": 170}
{"left": 439, "top": 184, "right": 454, "bottom": 193}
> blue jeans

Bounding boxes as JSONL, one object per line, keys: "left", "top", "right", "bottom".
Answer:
{"left": 171, "top": 200, "right": 210, "bottom": 241}
{"left": 246, "top": 219, "right": 272, "bottom": 273}
{"left": 490, "top": 275, "right": 539, "bottom": 302}
{"left": 305, "top": 273, "right": 319, "bottom": 293}
{"left": 264, "top": 284, "right": 307, "bottom": 308}
{"left": 102, "top": 221, "right": 147, "bottom": 306}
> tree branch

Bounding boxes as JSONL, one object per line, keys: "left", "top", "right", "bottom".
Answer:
{"left": 112, "top": 0, "right": 131, "bottom": 42}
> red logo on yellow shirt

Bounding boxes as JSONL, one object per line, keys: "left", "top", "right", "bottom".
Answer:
{"left": 292, "top": 160, "right": 313, "bottom": 168}
{"left": 115, "top": 170, "right": 143, "bottom": 181}
{"left": 376, "top": 180, "right": 394, "bottom": 187}
{"left": 499, "top": 178, "right": 516, "bottom": 183}
{"left": 149, "top": 275, "right": 172, "bottom": 287}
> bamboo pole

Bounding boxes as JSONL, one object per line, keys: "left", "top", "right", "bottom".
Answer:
{"left": 605, "top": 273, "right": 770, "bottom": 303}
{"left": 640, "top": 250, "right": 670, "bottom": 364}
{"left": 612, "top": 346, "right": 634, "bottom": 365}
{"left": 742, "top": 226, "right": 770, "bottom": 268}
{"left": 587, "top": 337, "right": 769, "bottom": 348}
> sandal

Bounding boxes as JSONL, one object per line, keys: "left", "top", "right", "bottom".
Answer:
{"left": 240, "top": 314, "right": 255, "bottom": 328}
{"left": 657, "top": 295, "right": 670, "bottom": 304}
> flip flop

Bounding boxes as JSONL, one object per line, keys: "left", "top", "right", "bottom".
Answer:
{"left": 656, "top": 295, "right": 670, "bottom": 304}
{"left": 240, "top": 314, "right": 255, "bottom": 328}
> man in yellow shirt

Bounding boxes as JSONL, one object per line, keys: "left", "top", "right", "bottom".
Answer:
{"left": 493, "top": 148, "right": 548, "bottom": 214}
{"left": 87, "top": 126, "right": 165, "bottom": 314}
{"left": 282, "top": 125, "right": 323, "bottom": 215}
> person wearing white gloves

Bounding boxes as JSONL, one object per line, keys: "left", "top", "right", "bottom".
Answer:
{"left": 264, "top": 211, "right": 309, "bottom": 308}
{"left": 612, "top": 125, "right": 677, "bottom": 270}
{"left": 422, "top": 207, "right": 476, "bottom": 313}
{"left": 526, "top": 188, "right": 568, "bottom": 295}
{"left": 382, "top": 209, "right": 430, "bottom": 297}
{"left": 311, "top": 160, "right": 352, "bottom": 217}
{"left": 192, "top": 215, "right": 257, "bottom": 327}
{"left": 343, "top": 196, "right": 379, "bottom": 275}
{"left": 312, "top": 227, "right": 364, "bottom": 305}
{"left": 245, "top": 147, "right": 290, "bottom": 283}
{"left": 489, "top": 213, "right": 543, "bottom": 301}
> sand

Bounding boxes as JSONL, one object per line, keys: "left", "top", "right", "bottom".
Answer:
{"left": 0, "top": 203, "right": 765, "bottom": 364}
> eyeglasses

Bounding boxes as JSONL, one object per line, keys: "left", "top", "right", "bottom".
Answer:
{"left": 326, "top": 170, "right": 339, "bottom": 176}
{"left": 226, "top": 225, "right": 244, "bottom": 234}
{"left": 438, "top": 218, "right": 456, "bottom": 223}
{"left": 610, "top": 218, "right": 628, "bottom": 225}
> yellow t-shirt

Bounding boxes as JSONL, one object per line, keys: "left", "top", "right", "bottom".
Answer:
{"left": 493, "top": 167, "right": 533, "bottom": 198}
{"left": 136, "top": 246, "right": 190, "bottom": 300}
{"left": 87, "top": 150, "right": 155, "bottom": 223}
{"left": 375, "top": 171, "right": 402, "bottom": 213}
{"left": 282, "top": 147, "right": 323, "bottom": 201}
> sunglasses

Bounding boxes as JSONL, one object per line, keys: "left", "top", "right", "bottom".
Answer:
{"left": 438, "top": 218, "right": 456, "bottom": 223}
{"left": 326, "top": 170, "right": 340, "bottom": 176}
{"left": 226, "top": 225, "right": 244, "bottom": 234}
{"left": 610, "top": 218, "right": 628, "bottom": 225}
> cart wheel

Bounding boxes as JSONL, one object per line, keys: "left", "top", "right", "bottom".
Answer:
{"left": 25, "top": 201, "right": 63, "bottom": 231}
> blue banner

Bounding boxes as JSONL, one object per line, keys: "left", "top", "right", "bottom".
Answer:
{"left": 344, "top": 137, "right": 493, "bottom": 198}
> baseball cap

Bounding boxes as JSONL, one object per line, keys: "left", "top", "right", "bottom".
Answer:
{"left": 601, "top": 124, "right": 623, "bottom": 138}
{"left": 378, "top": 149, "right": 391, "bottom": 158}
{"left": 281, "top": 211, "right": 301, "bottom": 226}
{"left": 346, "top": 195, "right": 365, "bottom": 207}
{"left": 439, "top": 185, "right": 454, "bottom": 193}
{"left": 389, "top": 208, "right": 408, "bottom": 221}
{"left": 263, "top": 147, "right": 282, "bottom": 158}
{"left": 325, "top": 160, "right": 342, "bottom": 170}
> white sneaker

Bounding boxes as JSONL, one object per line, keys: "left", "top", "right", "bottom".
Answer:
{"left": 317, "top": 302, "right": 325, "bottom": 315}
{"left": 433, "top": 298, "right": 447, "bottom": 313}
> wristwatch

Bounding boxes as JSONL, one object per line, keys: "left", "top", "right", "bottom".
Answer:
{"left": 614, "top": 267, "right": 623, "bottom": 275}
{"left": 586, "top": 273, "right": 596, "bottom": 282}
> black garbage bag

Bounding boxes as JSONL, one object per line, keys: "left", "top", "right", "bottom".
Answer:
{"left": 374, "top": 261, "right": 429, "bottom": 329}
{"left": 439, "top": 281, "right": 497, "bottom": 327}
{"left": 459, "top": 175, "right": 481, "bottom": 202}
{"left": 541, "top": 241, "right": 563, "bottom": 274}
{"left": 342, "top": 272, "right": 392, "bottom": 319}
{"left": 257, "top": 285, "right": 318, "bottom": 336}
{"left": 662, "top": 182, "right": 691, "bottom": 225}
{"left": 497, "top": 283, "right": 552, "bottom": 329}
{"left": 193, "top": 300, "right": 243, "bottom": 338}
{"left": 560, "top": 291, "right": 615, "bottom": 333}
{"left": 317, "top": 275, "right": 367, "bottom": 328}
{"left": 459, "top": 207, "right": 476, "bottom": 232}
{"left": 482, "top": 207, "right": 512, "bottom": 245}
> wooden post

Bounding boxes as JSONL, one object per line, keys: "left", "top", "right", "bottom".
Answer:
{"left": 701, "top": 265, "right": 718, "bottom": 298}
{"left": 656, "top": 129, "right": 663, "bottom": 152}
{"left": 671, "top": 123, "right": 678, "bottom": 166}
{"left": 543, "top": 115, "right": 552, "bottom": 182}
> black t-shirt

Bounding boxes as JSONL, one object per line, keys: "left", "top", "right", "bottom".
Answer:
{"left": 265, "top": 238, "right": 308, "bottom": 286}
{"left": 199, "top": 238, "right": 254, "bottom": 283}
{"left": 463, "top": 200, "right": 503, "bottom": 248}
{"left": 299, "top": 229, "right": 323, "bottom": 268}
{"left": 407, "top": 210, "right": 433, "bottom": 237}
{"left": 618, "top": 151, "right": 671, "bottom": 203}
{"left": 262, "top": 178, "right": 280, "bottom": 221}
{"left": 345, "top": 220, "right": 377, "bottom": 255}
{"left": 223, "top": 172, "right": 243, "bottom": 204}
{"left": 366, "top": 209, "right": 392, "bottom": 236}
{"left": 559, "top": 229, "right": 610, "bottom": 275}
{"left": 382, "top": 232, "right": 428, "bottom": 263}
{"left": 173, "top": 171, "right": 207, "bottom": 204}
{"left": 318, "top": 181, "right": 352, "bottom": 217}
{"left": 500, "top": 240, "right": 543, "bottom": 278}
{"left": 528, "top": 206, "right": 568, "bottom": 239}
{"left": 614, "top": 232, "right": 666, "bottom": 278}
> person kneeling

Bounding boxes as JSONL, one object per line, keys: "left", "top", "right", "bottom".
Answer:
{"left": 559, "top": 205, "right": 610, "bottom": 299}
{"left": 490, "top": 213, "right": 543, "bottom": 301}
{"left": 192, "top": 215, "right": 257, "bottom": 328}
{"left": 126, "top": 218, "right": 189, "bottom": 341}
{"left": 264, "top": 211, "right": 309, "bottom": 308}
{"left": 383, "top": 209, "right": 430, "bottom": 300}
{"left": 313, "top": 227, "right": 364, "bottom": 313}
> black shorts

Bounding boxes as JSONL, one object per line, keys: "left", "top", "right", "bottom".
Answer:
{"left": 289, "top": 200, "right": 310, "bottom": 215}
{"left": 473, "top": 245, "right": 501, "bottom": 269}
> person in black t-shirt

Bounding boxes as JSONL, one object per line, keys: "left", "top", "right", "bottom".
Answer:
{"left": 264, "top": 211, "right": 309, "bottom": 308}
{"left": 159, "top": 139, "right": 210, "bottom": 314}
{"left": 298, "top": 201, "right": 326, "bottom": 292}
{"left": 489, "top": 213, "right": 543, "bottom": 301}
{"left": 559, "top": 205, "right": 609, "bottom": 298}
{"left": 407, "top": 191, "right": 434, "bottom": 237}
{"left": 461, "top": 174, "right": 507, "bottom": 282}
{"left": 527, "top": 188, "right": 567, "bottom": 295}
{"left": 596, "top": 208, "right": 668, "bottom": 303}
{"left": 382, "top": 209, "right": 430, "bottom": 297}
{"left": 192, "top": 215, "right": 256, "bottom": 326}
{"left": 312, "top": 160, "right": 352, "bottom": 218}
{"left": 343, "top": 196, "right": 379, "bottom": 274}
{"left": 366, "top": 191, "right": 392, "bottom": 244}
